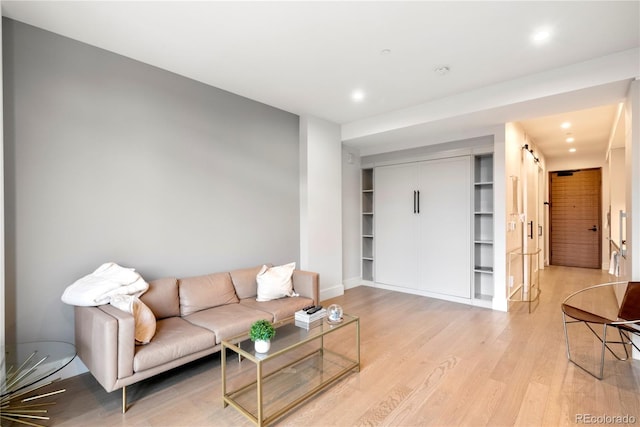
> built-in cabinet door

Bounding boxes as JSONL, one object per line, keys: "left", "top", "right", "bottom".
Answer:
{"left": 418, "top": 157, "right": 471, "bottom": 298}
{"left": 374, "top": 163, "right": 419, "bottom": 287}
{"left": 375, "top": 156, "right": 471, "bottom": 299}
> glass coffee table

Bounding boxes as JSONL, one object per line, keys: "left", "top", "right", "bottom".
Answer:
{"left": 222, "top": 314, "right": 360, "bottom": 426}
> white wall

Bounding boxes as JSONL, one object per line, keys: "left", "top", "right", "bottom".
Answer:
{"left": 492, "top": 128, "right": 507, "bottom": 311}
{"left": 546, "top": 152, "right": 608, "bottom": 171}
{"left": 504, "top": 123, "right": 525, "bottom": 305}
{"left": 624, "top": 80, "right": 640, "bottom": 358}
{"left": 503, "top": 122, "right": 549, "bottom": 308}
{"left": 341, "top": 147, "right": 361, "bottom": 288}
{"left": 299, "top": 116, "right": 343, "bottom": 300}
{"left": 626, "top": 80, "right": 640, "bottom": 281}
{"left": 0, "top": 12, "right": 4, "bottom": 349}
{"left": 609, "top": 148, "right": 626, "bottom": 258}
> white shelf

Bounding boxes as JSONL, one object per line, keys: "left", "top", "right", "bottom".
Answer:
{"left": 473, "top": 154, "right": 494, "bottom": 302}
{"left": 362, "top": 168, "right": 375, "bottom": 282}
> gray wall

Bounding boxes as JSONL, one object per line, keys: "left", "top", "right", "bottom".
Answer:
{"left": 3, "top": 19, "right": 300, "bottom": 343}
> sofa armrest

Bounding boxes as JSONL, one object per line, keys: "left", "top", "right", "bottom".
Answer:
{"left": 292, "top": 269, "right": 319, "bottom": 304}
{"left": 74, "top": 305, "right": 135, "bottom": 392}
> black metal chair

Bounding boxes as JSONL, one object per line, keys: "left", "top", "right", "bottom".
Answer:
{"left": 561, "top": 281, "right": 640, "bottom": 379}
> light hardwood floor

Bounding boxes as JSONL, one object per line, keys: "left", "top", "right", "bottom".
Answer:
{"left": 17, "top": 266, "right": 640, "bottom": 426}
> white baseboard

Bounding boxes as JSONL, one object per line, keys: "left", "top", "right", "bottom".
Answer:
{"left": 364, "top": 281, "right": 508, "bottom": 312}
{"left": 343, "top": 277, "right": 362, "bottom": 290}
{"left": 320, "top": 283, "right": 345, "bottom": 302}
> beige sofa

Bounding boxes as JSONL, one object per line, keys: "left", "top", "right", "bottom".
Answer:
{"left": 74, "top": 264, "right": 319, "bottom": 412}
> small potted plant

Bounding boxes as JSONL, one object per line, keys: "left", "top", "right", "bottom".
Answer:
{"left": 249, "top": 319, "right": 276, "bottom": 353}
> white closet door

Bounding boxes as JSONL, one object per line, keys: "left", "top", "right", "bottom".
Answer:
{"left": 375, "top": 163, "right": 419, "bottom": 288}
{"left": 418, "top": 157, "right": 471, "bottom": 298}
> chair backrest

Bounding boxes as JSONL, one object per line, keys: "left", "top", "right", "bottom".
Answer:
{"left": 618, "top": 282, "right": 640, "bottom": 320}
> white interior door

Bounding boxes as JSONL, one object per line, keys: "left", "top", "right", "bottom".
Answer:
{"left": 419, "top": 157, "right": 471, "bottom": 298}
{"left": 375, "top": 163, "right": 419, "bottom": 288}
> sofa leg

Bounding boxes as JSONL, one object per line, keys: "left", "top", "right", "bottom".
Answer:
{"left": 122, "top": 386, "right": 127, "bottom": 413}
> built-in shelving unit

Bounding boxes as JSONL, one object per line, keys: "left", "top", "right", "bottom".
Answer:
{"left": 473, "top": 154, "right": 494, "bottom": 302}
{"left": 362, "top": 168, "right": 374, "bottom": 282}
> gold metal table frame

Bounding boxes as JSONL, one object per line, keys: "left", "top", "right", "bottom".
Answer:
{"left": 221, "top": 314, "right": 360, "bottom": 426}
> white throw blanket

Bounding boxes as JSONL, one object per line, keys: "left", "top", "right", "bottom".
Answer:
{"left": 61, "top": 262, "right": 149, "bottom": 306}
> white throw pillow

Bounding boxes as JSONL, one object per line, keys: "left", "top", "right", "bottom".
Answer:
{"left": 256, "top": 262, "right": 298, "bottom": 302}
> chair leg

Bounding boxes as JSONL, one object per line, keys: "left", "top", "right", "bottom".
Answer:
{"left": 562, "top": 312, "right": 572, "bottom": 360}
{"left": 122, "top": 386, "right": 127, "bottom": 414}
{"left": 565, "top": 323, "right": 639, "bottom": 379}
{"left": 618, "top": 329, "right": 630, "bottom": 360}
{"left": 619, "top": 329, "right": 640, "bottom": 354}
{"left": 563, "top": 315, "right": 606, "bottom": 380}
{"left": 629, "top": 331, "right": 640, "bottom": 353}
{"left": 598, "top": 324, "right": 608, "bottom": 380}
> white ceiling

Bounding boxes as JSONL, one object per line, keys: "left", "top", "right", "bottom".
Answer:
{"left": 2, "top": 1, "right": 639, "bottom": 158}
{"left": 519, "top": 104, "right": 623, "bottom": 160}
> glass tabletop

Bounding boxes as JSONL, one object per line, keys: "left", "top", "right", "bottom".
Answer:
{"left": 224, "top": 314, "right": 358, "bottom": 361}
{"left": 1, "top": 341, "right": 76, "bottom": 397}
{"left": 562, "top": 281, "right": 628, "bottom": 321}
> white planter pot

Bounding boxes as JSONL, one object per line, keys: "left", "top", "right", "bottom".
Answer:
{"left": 254, "top": 339, "right": 271, "bottom": 353}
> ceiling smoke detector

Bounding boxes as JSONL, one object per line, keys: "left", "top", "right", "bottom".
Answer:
{"left": 434, "top": 66, "right": 450, "bottom": 76}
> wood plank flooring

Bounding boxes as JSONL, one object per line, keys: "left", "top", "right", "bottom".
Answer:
{"left": 13, "top": 266, "right": 640, "bottom": 426}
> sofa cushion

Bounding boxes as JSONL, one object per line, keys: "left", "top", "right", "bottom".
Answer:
{"left": 230, "top": 264, "right": 271, "bottom": 300}
{"left": 179, "top": 272, "right": 239, "bottom": 316}
{"left": 256, "top": 262, "right": 297, "bottom": 302}
{"left": 184, "top": 304, "right": 272, "bottom": 344}
{"left": 141, "top": 277, "right": 180, "bottom": 320}
{"left": 240, "top": 296, "right": 314, "bottom": 322}
{"left": 133, "top": 317, "right": 216, "bottom": 372}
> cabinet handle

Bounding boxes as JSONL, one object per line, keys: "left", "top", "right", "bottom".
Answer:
{"left": 528, "top": 221, "right": 533, "bottom": 239}
{"left": 417, "top": 190, "right": 420, "bottom": 214}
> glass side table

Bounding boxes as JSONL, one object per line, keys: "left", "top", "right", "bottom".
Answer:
{"left": 1, "top": 341, "right": 76, "bottom": 426}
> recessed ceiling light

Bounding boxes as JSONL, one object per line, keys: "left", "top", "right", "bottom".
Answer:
{"left": 566, "top": 137, "right": 575, "bottom": 143}
{"left": 531, "top": 27, "right": 552, "bottom": 44}
{"left": 434, "top": 66, "right": 450, "bottom": 76}
{"left": 569, "top": 148, "right": 577, "bottom": 153}
{"left": 561, "top": 122, "right": 571, "bottom": 129}
{"left": 351, "top": 90, "right": 365, "bottom": 102}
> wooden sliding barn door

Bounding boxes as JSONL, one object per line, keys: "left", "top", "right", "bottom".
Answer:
{"left": 549, "top": 168, "right": 601, "bottom": 268}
